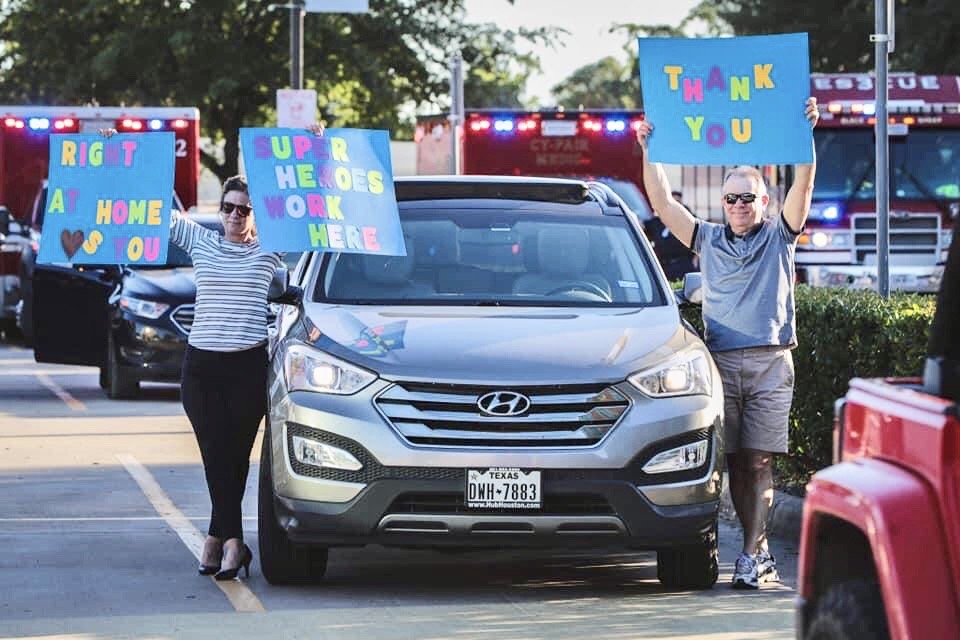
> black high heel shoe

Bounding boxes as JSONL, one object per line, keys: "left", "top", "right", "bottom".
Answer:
{"left": 214, "top": 543, "right": 252, "bottom": 581}
{"left": 198, "top": 540, "right": 223, "bottom": 575}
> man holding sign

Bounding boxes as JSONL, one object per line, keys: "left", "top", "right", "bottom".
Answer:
{"left": 637, "top": 33, "right": 820, "bottom": 592}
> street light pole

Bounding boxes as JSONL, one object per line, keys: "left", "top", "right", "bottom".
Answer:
{"left": 291, "top": 0, "right": 305, "bottom": 90}
{"left": 872, "top": 0, "right": 895, "bottom": 298}
{"left": 449, "top": 54, "right": 464, "bottom": 175}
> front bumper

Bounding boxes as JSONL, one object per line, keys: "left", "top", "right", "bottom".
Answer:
{"left": 798, "top": 264, "right": 944, "bottom": 293}
{"left": 266, "top": 379, "right": 723, "bottom": 550}
{"left": 112, "top": 313, "right": 188, "bottom": 382}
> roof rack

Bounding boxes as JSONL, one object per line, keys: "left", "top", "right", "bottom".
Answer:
{"left": 395, "top": 176, "right": 590, "bottom": 204}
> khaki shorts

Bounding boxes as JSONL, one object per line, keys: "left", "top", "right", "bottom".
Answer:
{"left": 711, "top": 346, "right": 795, "bottom": 454}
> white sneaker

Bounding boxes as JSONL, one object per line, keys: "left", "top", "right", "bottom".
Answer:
{"left": 732, "top": 553, "right": 759, "bottom": 589}
{"left": 756, "top": 550, "right": 780, "bottom": 584}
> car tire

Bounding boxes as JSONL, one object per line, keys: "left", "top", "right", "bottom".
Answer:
{"left": 656, "top": 521, "right": 719, "bottom": 590}
{"left": 99, "top": 366, "right": 109, "bottom": 390}
{"left": 106, "top": 330, "right": 139, "bottom": 399}
{"left": 804, "top": 579, "right": 889, "bottom": 640}
{"left": 258, "top": 425, "right": 328, "bottom": 585}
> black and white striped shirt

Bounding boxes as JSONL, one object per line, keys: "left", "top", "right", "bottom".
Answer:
{"left": 171, "top": 214, "right": 283, "bottom": 352}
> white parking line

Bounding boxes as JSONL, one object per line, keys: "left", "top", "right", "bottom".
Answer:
{"left": 35, "top": 373, "right": 86, "bottom": 412}
{"left": 116, "top": 453, "right": 266, "bottom": 613}
{"left": 0, "top": 516, "right": 257, "bottom": 522}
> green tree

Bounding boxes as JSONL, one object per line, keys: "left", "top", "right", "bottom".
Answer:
{"left": 551, "top": 56, "right": 637, "bottom": 109}
{"left": 462, "top": 25, "right": 556, "bottom": 109}
{"left": 622, "top": 0, "right": 960, "bottom": 74}
{"left": 0, "top": 0, "right": 553, "bottom": 180}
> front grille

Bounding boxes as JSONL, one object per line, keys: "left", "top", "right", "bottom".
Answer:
{"left": 387, "top": 492, "right": 615, "bottom": 515}
{"left": 170, "top": 304, "right": 195, "bottom": 335}
{"left": 376, "top": 381, "right": 630, "bottom": 448}
{"left": 853, "top": 212, "right": 940, "bottom": 261}
{"left": 285, "top": 424, "right": 713, "bottom": 486}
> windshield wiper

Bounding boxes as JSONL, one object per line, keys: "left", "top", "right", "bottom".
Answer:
{"left": 895, "top": 163, "right": 951, "bottom": 217}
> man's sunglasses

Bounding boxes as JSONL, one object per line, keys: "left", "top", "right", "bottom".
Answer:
{"left": 723, "top": 192, "right": 758, "bottom": 205}
{"left": 221, "top": 202, "right": 253, "bottom": 217}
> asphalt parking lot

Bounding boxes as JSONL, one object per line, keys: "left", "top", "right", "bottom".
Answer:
{"left": 0, "top": 340, "right": 797, "bottom": 640}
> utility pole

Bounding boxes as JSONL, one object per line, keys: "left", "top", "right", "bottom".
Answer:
{"left": 268, "top": 0, "right": 306, "bottom": 90}
{"left": 871, "top": 0, "right": 895, "bottom": 297}
{"left": 290, "top": 0, "right": 305, "bottom": 89}
{"left": 449, "top": 54, "right": 464, "bottom": 175}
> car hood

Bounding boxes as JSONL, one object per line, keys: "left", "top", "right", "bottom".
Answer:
{"left": 122, "top": 267, "right": 196, "bottom": 301}
{"left": 299, "top": 304, "right": 692, "bottom": 384}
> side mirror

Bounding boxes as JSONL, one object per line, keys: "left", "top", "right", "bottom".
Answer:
{"left": 675, "top": 272, "right": 703, "bottom": 305}
{"left": 267, "top": 268, "right": 303, "bottom": 305}
{"left": 0, "top": 207, "right": 9, "bottom": 235}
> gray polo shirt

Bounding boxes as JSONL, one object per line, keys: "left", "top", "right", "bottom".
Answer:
{"left": 692, "top": 214, "right": 801, "bottom": 352}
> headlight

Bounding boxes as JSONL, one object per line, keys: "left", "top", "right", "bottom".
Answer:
{"left": 118, "top": 295, "right": 170, "bottom": 319}
{"left": 628, "top": 351, "right": 712, "bottom": 398}
{"left": 642, "top": 439, "right": 709, "bottom": 474}
{"left": 808, "top": 201, "right": 843, "bottom": 221}
{"left": 283, "top": 344, "right": 377, "bottom": 395}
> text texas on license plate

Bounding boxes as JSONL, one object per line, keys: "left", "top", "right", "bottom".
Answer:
{"left": 467, "top": 468, "right": 541, "bottom": 509}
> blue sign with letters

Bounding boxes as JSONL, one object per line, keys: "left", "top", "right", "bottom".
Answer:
{"left": 638, "top": 33, "right": 812, "bottom": 165}
{"left": 37, "top": 133, "right": 175, "bottom": 264}
{"left": 239, "top": 127, "right": 404, "bottom": 255}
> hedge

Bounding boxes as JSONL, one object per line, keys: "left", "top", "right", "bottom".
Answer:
{"left": 680, "top": 284, "right": 936, "bottom": 489}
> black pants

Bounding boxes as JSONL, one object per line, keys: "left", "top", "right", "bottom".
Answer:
{"left": 181, "top": 344, "right": 268, "bottom": 541}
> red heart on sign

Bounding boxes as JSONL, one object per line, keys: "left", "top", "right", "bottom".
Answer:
{"left": 61, "top": 229, "right": 85, "bottom": 259}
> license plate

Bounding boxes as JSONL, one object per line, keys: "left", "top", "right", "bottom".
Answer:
{"left": 466, "top": 467, "right": 541, "bottom": 509}
{"left": 79, "top": 118, "right": 116, "bottom": 133}
{"left": 541, "top": 120, "right": 577, "bottom": 137}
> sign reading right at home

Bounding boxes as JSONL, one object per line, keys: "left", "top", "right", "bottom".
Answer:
{"left": 638, "top": 33, "right": 812, "bottom": 166}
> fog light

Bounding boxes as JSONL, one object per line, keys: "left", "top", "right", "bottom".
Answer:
{"left": 291, "top": 435, "right": 362, "bottom": 471}
{"left": 642, "top": 440, "right": 708, "bottom": 474}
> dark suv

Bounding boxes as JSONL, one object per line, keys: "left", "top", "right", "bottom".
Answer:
{"left": 260, "top": 176, "right": 724, "bottom": 588}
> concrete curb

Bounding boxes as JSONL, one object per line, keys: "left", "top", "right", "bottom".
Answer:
{"left": 719, "top": 473, "right": 805, "bottom": 545}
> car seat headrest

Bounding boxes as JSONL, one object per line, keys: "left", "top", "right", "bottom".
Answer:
{"left": 537, "top": 227, "right": 590, "bottom": 278}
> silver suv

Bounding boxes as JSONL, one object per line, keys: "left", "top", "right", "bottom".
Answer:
{"left": 261, "top": 176, "right": 723, "bottom": 589}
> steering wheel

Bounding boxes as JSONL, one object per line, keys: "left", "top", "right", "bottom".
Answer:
{"left": 545, "top": 281, "right": 613, "bottom": 302}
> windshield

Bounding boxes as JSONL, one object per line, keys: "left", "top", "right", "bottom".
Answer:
{"left": 814, "top": 129, "right": 960, "bottom": 201}
{"left": 317, "top": 208, "right": 664, "bottom": 306}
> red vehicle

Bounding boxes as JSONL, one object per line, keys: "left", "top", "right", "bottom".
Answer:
{"left": 796, "top": 232, "right": 960, "bottom": 638}
{"left": 801, "top": 73, "right": 960, "bottom": 293}
{"left": 0, "top": 105, "right": 201, "bottom": 334}
{"left": 0, "top": 105, "right": 200, "bottom": 224}
{"left": 415, "top": 109, "right": 655, "bottom": 221}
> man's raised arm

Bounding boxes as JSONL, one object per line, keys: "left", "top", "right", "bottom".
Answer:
{"left": 782, "top": 97, "right": 821, "bottom": 233}
{"left": 636, "top": 120, "right": 698, "bottom": 249}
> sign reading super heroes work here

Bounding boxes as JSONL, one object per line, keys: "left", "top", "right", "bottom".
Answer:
{"left": 37, "top": 133, "right": 175, "bottom": 264}
{"left": 637, "top": 33, "right": 812, "bottom": 165}
{"left": 239, "top": 128, "right": 405, "bottom": 255}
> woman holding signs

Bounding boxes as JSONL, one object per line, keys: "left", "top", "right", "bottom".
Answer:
{"left": 104, "top": 124, "right": 324, "bottom": 580}
{"left": 175, "top": 173, "right": 285, "bottom": 580}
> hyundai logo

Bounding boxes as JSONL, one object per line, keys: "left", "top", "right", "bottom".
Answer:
{"left": 477, "top": 391, "right": 531, "bottom": 416}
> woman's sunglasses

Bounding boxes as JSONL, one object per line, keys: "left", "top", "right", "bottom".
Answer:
{"left": 221, "top": 202, "right": 253, "bottom": 217}
{"left": 723, "top": 192, "right": 758, "bottom": 205}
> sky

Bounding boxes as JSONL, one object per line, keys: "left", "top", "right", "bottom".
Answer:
{"left": 463, "top": 0, "right": 701, "bottom": 105}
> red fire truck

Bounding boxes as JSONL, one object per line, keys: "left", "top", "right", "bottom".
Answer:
{"left": 0, "top": 105, "right": 201, "bottom": 331}
{"left": 802, "top": 73, "right": 960, "bottom": 293}
{"left": 416, "top": 109, "right": 655, "bottom": 220}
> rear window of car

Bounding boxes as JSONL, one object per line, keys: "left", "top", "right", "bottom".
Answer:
{"left": 314, "top": 207, "right": 665, "bottom": 306}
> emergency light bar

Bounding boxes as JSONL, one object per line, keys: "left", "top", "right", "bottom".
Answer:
{"left": 826, "top": 101, "right": 960, "bottom": 115}
{"left": 468, "top": 115, "right": 643, "bottom": 137}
